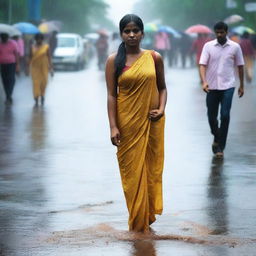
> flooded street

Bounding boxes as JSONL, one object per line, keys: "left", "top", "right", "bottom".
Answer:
{"left": 0, "top": 62, "right": 256, "bottom": 255}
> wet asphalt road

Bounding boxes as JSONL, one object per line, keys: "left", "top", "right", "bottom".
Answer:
{"left": 0, "top": 61, "right": 256, "bottom": 255}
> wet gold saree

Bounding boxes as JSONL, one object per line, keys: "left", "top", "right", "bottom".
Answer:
{"left": 117, "top": 50, "right": 165, "bottom": 232}
{"left": 30, "top": 44, "right": 49, "bottom": 98}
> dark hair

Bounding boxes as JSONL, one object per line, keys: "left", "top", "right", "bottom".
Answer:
{"left": 35, "top": 33, "right": 44, "bottom": 41}
{"left": 214, "top": 21, "right": 228, "bottom": 32}
{"left": 114, "top": 14, "right": 144, "bottom": 80}
{"left": 242, "top": 31, "right": 250, "bottom": 39}
{"left": 0, "top": 33, "right": 9, "bottom": 43}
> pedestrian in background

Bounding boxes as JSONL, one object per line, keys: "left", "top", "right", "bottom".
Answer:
{"left": 23, "top": 35, "right": 33, "bottom": 76}
{"left": 49, "top": 30, "right": 58, "bottom": 57}
{"left": 109, "top": 32, "right": 121, "bottom": 54}
{"left": 229, "top": 32, "right": 240, "bottom": 44}
{"left": 167, "top": 34, "right": 178, "bottom": 67}
{"left": 191, "top": 33, "right": 211, "bottom": 82}
{"left": 105, "top": 14, "right": 167, "bottom": 233}
{"left": 0, "top": 33, "right": 20, "bottom": 105}
{"left": 239, "top": 32, "right": 254, "bottom": 83}
{"left": 12, "top": 34, "right": 25, "bottom": 64}
{"left": 29, "top": 33, "right": 53, "bottom": 106}
{"left": 154, "top": 31, "right": 170, "bottom": 60}
{"left": 179, "top": 33, "right": 193, "bottom": 68}
{"left": 199, "top": 21, "right": 244, "bottom": 158}
{"left": 96, "top": 32, "right": 108, "bottom": 70}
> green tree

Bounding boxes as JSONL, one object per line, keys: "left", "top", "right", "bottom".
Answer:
{"left": 134, "top": 0, "right": 256, "bottom": 30}
{"left": 0, "top": 0, "right": 114, "bottom": 34}
{"left": 41, "top": 0, "right": 114, "bottom": 34}
{"left": 0, "top": 0, "right": 27, "bottom": 24}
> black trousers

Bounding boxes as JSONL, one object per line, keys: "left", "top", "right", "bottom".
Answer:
{"left": 0, "top": 63, "right": 16, "bottom": 99}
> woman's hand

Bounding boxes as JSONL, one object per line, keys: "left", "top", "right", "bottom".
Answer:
{"left": 149, "top": 109, "right": 164, "bottom": 122}
{"left": 111, "top": 127, "right": 121, "bottom": 146}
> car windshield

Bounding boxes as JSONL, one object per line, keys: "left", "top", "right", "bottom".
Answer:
{"left": 57, "top": 37, "right": 76, "bottom": 47}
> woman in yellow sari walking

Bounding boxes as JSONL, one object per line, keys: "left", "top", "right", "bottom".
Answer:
{"left": 29, "top": 33, "right": 53, "bottom": 105}
{"left": 105, "top": 14, "right": 167, "bottom": 233}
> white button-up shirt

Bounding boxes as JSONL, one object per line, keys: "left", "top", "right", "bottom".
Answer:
{"left": 199, "top": 38, "right": 244, "bottom": 90}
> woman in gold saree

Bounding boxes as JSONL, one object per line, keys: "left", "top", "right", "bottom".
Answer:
{"left": 30, "top": 33, "right": 53, "bottom": 105}
{"left": 105, "top": 14, "right": 167, "bottom": 233}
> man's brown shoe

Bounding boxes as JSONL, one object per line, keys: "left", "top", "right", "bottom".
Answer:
{"left": 215, "top": 151, "right": 224, "bottom": 159}
{"left": 212, "top": 141, "right": 219, "bottom": 154}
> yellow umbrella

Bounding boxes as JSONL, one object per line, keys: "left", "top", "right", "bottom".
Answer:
{"left": 38, "top": 21, "right": 60, "bottom": 34}
{"left": 144, "top": 23, "right": 158, "bottom": 33}
{"left": 232, "top": 25, "right": 255, "bottom": 35}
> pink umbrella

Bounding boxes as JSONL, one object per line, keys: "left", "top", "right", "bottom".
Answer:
{"left": 185, "top": 24, "right": 213, "bottom": 34}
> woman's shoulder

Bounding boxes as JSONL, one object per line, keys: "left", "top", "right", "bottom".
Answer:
{"left": 106, "top": 52, "right": 117, "bottom": 63}
{"left": 151, "top": 50, "right": 162, "bottom": 59}
{"left": 147, "top": 49, "right": 163, "bottom": 63}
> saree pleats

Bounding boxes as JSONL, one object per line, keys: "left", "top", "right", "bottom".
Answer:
{"left": 117, "top": 50, "right": 165, "bottom": 232}
{"left": 30, "top": 44, "right": 49, "bottom": 98}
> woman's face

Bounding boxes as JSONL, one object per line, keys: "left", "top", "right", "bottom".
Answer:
{"left": 36, "top": 37, "right": 43, "bottom": 44}
{"left": 121, "top": 21, "right": 143, "bottom": 47}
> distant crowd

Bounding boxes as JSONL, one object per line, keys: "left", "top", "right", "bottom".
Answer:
{"left": 1, "top": 26, "right": 255, "bottom": 106}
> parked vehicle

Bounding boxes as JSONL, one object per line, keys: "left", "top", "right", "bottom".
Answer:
{"left": 52, "top": 33, "right": 85, "bottom": 70}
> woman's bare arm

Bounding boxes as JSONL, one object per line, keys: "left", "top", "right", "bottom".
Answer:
{"left": 105, "top": 54, "right": 120, "bottom": 146}
{"left": 149, "top": 51, "right": 167, "bottom": 121}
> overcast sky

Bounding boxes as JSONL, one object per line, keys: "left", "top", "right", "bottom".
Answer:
{"left": 105, "top": 0, "right": 138, "bottom": 26}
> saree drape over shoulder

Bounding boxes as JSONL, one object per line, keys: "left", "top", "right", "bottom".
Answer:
{"left": 30, "top": 44, "right": 49, "bottom": 98}
{"left": 117, "top": 50, "right": 165, "bottom": 232}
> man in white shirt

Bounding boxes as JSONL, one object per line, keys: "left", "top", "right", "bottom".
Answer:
{"left": 199, "top": 21, "right": 244, "bottom": 158}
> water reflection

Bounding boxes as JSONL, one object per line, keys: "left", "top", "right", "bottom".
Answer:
{"left": 131, "top": 240, "right": 157, "bottom": 256}
{"left": 29, "top": 106, "right": 46, "bottom": 151}
{"left": 0, "top": 106, "right": 14, "bottom": 256}
{"left": 0, "top": 105, "right": 49, "bottom": 252}
{"left": 0, "top": 106, "right": 14, "bottom": 169}
{"left": 207, "top": 157, "right": 228, "bottom": 235}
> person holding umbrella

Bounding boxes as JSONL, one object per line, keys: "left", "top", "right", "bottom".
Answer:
{"left": 191, "top": 33, "right": 211, "bottom": 81}
{"left": 96, "top": 30, "right": 109, "bottom": 70}
{"left": 154, "top": 31, "right": 170, "bottom": 60}
{"left": 48, "top": 31, "right": 58, "bottom": 57}
{"left": 0, "top": 33, "right": 20, "bottom": 105}
{"left": 29, "top": 33, "right": 53, "bottom": 105}
{"left": 199, "top": 21, "right": 244, "bottom": 158}
{"left": 239, "top": 32, "right": 255, "bottom": 83}
{"left": 12, "top": 34, "right": 25, "bottom": 73}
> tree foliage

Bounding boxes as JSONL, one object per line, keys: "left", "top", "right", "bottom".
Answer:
{"left": 0, "top": 0, "right": 114, "bottom": 34}
{"left": 0, "top": 0, "right": 28, "bottom": 24}
{"left": 41, "top": 0, "right": 114, "bottom": 34}
{"left": 134, "top": 0, "right": 256, "bottom": 30}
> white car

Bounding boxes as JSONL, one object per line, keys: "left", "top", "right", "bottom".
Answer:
{"left": 53, "top": 33, "right": 85, "bottom": 70}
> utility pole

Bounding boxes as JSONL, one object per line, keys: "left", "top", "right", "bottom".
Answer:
{"left": 8, "top": 0, "right": 12, "bottom": 24}
{"left": 28, "top": 0, "right": 42, "bottom": 23}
